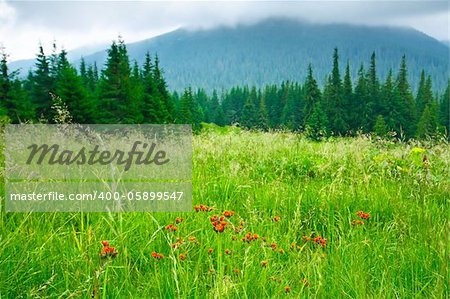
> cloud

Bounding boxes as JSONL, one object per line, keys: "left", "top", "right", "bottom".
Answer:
{"left": 2, "top": 0, "right": 449, "bottom": 61}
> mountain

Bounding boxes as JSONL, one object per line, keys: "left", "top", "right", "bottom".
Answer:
{"left": 10, "top": 18, "right": 450, "bottom": 91}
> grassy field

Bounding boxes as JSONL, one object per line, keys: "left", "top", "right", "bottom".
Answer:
{"left": 0, "top": 129, "right": 449, "bottom": 298}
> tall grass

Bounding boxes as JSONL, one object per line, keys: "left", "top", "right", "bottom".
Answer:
{"left": 0, "top": 130, "right": 448, "bottom": 298}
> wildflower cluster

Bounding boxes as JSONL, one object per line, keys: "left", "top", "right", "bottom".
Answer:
{"left": 351, "top": 220, "right": 364, "bottom": 226}
{"left": 165, "top": 224, "right": 178, "bottom": 232}
{"left": 100, "top": 240, "right": 118, "bottom": 259}
{"left": 151, "top": 252, "right": 164, "bottom": 260}
{"left": 194, "top": 204, "right": 214, "bottom": 212}
{"left": 303, "top": 235, "right": 327, "bottom": 248}
{"left": 223, "top": 210, "right": 235, "bottom": 217}
{"left": 210, "top": 214, "right": 229, "bottom": 233}
{"left": 171, "top": 237, "right": 184, "bottom": 249}
{"left": 242, "top": 232, "right": 259, "bottom": 242}
{"left": 356, "top": 211, "right": 370, "bottom": 219}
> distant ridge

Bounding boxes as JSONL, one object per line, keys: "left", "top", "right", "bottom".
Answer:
{"left": 9, "top": 18, "right": 450, "bottom": 91}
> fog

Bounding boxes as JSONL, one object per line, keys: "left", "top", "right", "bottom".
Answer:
{"left": 1, "top": 0, "right": 448, "bottom": 61}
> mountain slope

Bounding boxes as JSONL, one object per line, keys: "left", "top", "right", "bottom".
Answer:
{"left": 11, "top": 18, "right": 450, "bottom": 91}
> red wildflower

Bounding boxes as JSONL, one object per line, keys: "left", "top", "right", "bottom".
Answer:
{"left": 225, "top": 249, "right": 232, "bottom": 255}
{"left": 179, "top": 253, "right": 187, "bottom": 260}
{"left": 208, "top": 248, "right": 213, "bottom": 254}
{"left": 273, "top": 216, "right": 280, "bottom": 222}
{"left": 194, "top": 204, "right": 214, "bottom": 212}
{"left": 214, "top": 223, "right": 225, "bottom": 233}
{"left": 175, "top": 217, "right": 184, "bottom": 224}
{"left": 151, "top": 251, "right": 164, "bottom": 259}
{"left": 310, "top": 236, "right": 328, "bottom": 248}
{"left": 270, "top": 243, "right": 277, "bottom": 250}
{"left": 233, "top": 268, "right": 240, "bottom": 274}
{"left": 279, "top": 249, "right": 285, "bottom": 254}
{"left": 223, "top": 210, "right": 235, "bottom": 217}
{"left": 165, "top": 224, "right": 178, "bottom": 232}
{"left": 285, "top": 286, "right": 291, "bottom": 293}
{"left": 351, "top": 220, "right": 364, "bottom": 226}
{"left": 100, "top": 241, "right": 118, "bottom": 259}
{"left": 261, "top": 260, "right": 268, "bottom": 267}
{"left": 242, "top": 232, "right": 259, "bottom": 242}
{"left": 356, "top": 211, "right": 370, "bottom": 219}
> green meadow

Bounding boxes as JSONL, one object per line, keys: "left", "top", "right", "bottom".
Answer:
{"left": 0, "top": 128, "right": 449, "bottom": 298}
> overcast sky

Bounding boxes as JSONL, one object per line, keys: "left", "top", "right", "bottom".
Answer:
{"left": 1, "top": 0, "right": 448, "bottom": 61}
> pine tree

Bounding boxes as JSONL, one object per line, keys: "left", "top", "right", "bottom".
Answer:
{"left": 353, "top": 64, "right": 368, "bottom": 132}
{"left": 0, "top": 51, "right": 34, "bottom": 122}
{"left": 416, "top": 70, "right": 427, "bottom": 116}
{"left": 373, "top": 115, "right": 387, "bottom": 137}
{"left": 416, "top": 104, "right": 439, "bottom": 138}
{"left": 439, "top": 80, "right": 449, "bottom": 135}
{"left": 306, "top": 101, "right": 328, "bottom": 140}
{"left": 325, "top": 48, "right": 347, "bottom": 135}
{"left": 303, "top": 64, "right": 321, "bottom": 126}
{"left": 153, "top": 54, "right": 175, "bottom": 123}
{"left": 396, "top": 55, "right": 417, "bottom": 137}
{"left": 178, "top": 87, "right": 201, "bottom": 131}
{"left": 142, "top": 52, "right": 163, "bottom": 123}
{"left": 365, "top": 52, "right": 380, "bottom": 130}
{"left": 97, "top": 38, "right": 141, "bottom": 123}
{"left": 342, "top": 61, "right": 354, "bottom": 133}
{"left": 31, "top": 45, "right": 54, "bottom": 120}
{"left": 257, "top": 95, "right": 269, "bottom": 131}
{"left": 263, "top": 84, "right": 279, "bottom": 128}
{"left": 54, "top": 49, "right": 92, "bottom": 123}
{"left": 241, "top": 87, "right": 258, "bottom": 129}
{"left": 281, "top": 81, "right": 302, "bottom": 130}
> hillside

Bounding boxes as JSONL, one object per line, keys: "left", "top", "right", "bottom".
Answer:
{"left": 10, "top": 18, "right": 450, "bottom": 91}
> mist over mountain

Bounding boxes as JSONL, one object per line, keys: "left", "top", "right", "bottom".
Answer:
{"left": 10, "top": 18, "right": 450, "bottom": 91}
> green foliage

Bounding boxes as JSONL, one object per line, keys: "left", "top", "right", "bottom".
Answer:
{"left": 0, "top": 40, "right": 448, "bottom": 141}
{"left": 305, "top": 101, "right": 328, "bottom": 140}
{"left": 373, "top": 115, "right": 388, "bottom": 137}
{"left": 1, "top": 132, "right": 448, "bottom": 297}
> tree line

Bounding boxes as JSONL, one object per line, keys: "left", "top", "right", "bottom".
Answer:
{"left": 0, "top": 39, "right": 449, "bottom": 139}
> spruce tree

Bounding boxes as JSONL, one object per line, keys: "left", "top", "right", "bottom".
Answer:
{"left": 31, "top": 45, "right": 54, "bottom": 120}
{"left": 97, "top": 38, "right": 141, "bottom": 123}
{"left": 396, "top": 55, "right": 416, "bottom": 137}
{"left": 303, "top": 64, "right": 321, "bottom": 126}
{"left": 416, "top": 104, "right": 439, "bottom": 138}
{"left": 153, "top": 54, "right": 175, "bottom": 123}
{"left": 353, "top": 65, "right": 368, "bottom": 132}
{"left": 365, "top": 52, "right": 380, "bottom": 130}
{"left": 439, "top": 80, "right": 449, "bottom": 135}
{"left": 325, "top": 48, "right": 347, "bottom": 135}
{"left": 241, "top": 87, "right": 258, "bottom": 129}
{"left": 373, "top": 115, "right": 388, "bottom": 137}
{"left": 306, "top": 101, "right": 328, "bottom": 140}
{"left": 257, "top": 95, "right": 269, "bottom": 131}
{"left": 54, "top": 49, "right": 92, "bottom": 123}
{"left": 142, "top": 52, "right": 163, "bottom": 123}
{"left": 178, "top": 87, "right": 201, "bottom": 131}
{"left": 0, "top": 51, "right": 34, "bottom": 122}
{"left": 342, "top": 61, "right": 354, "bottom": 132}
